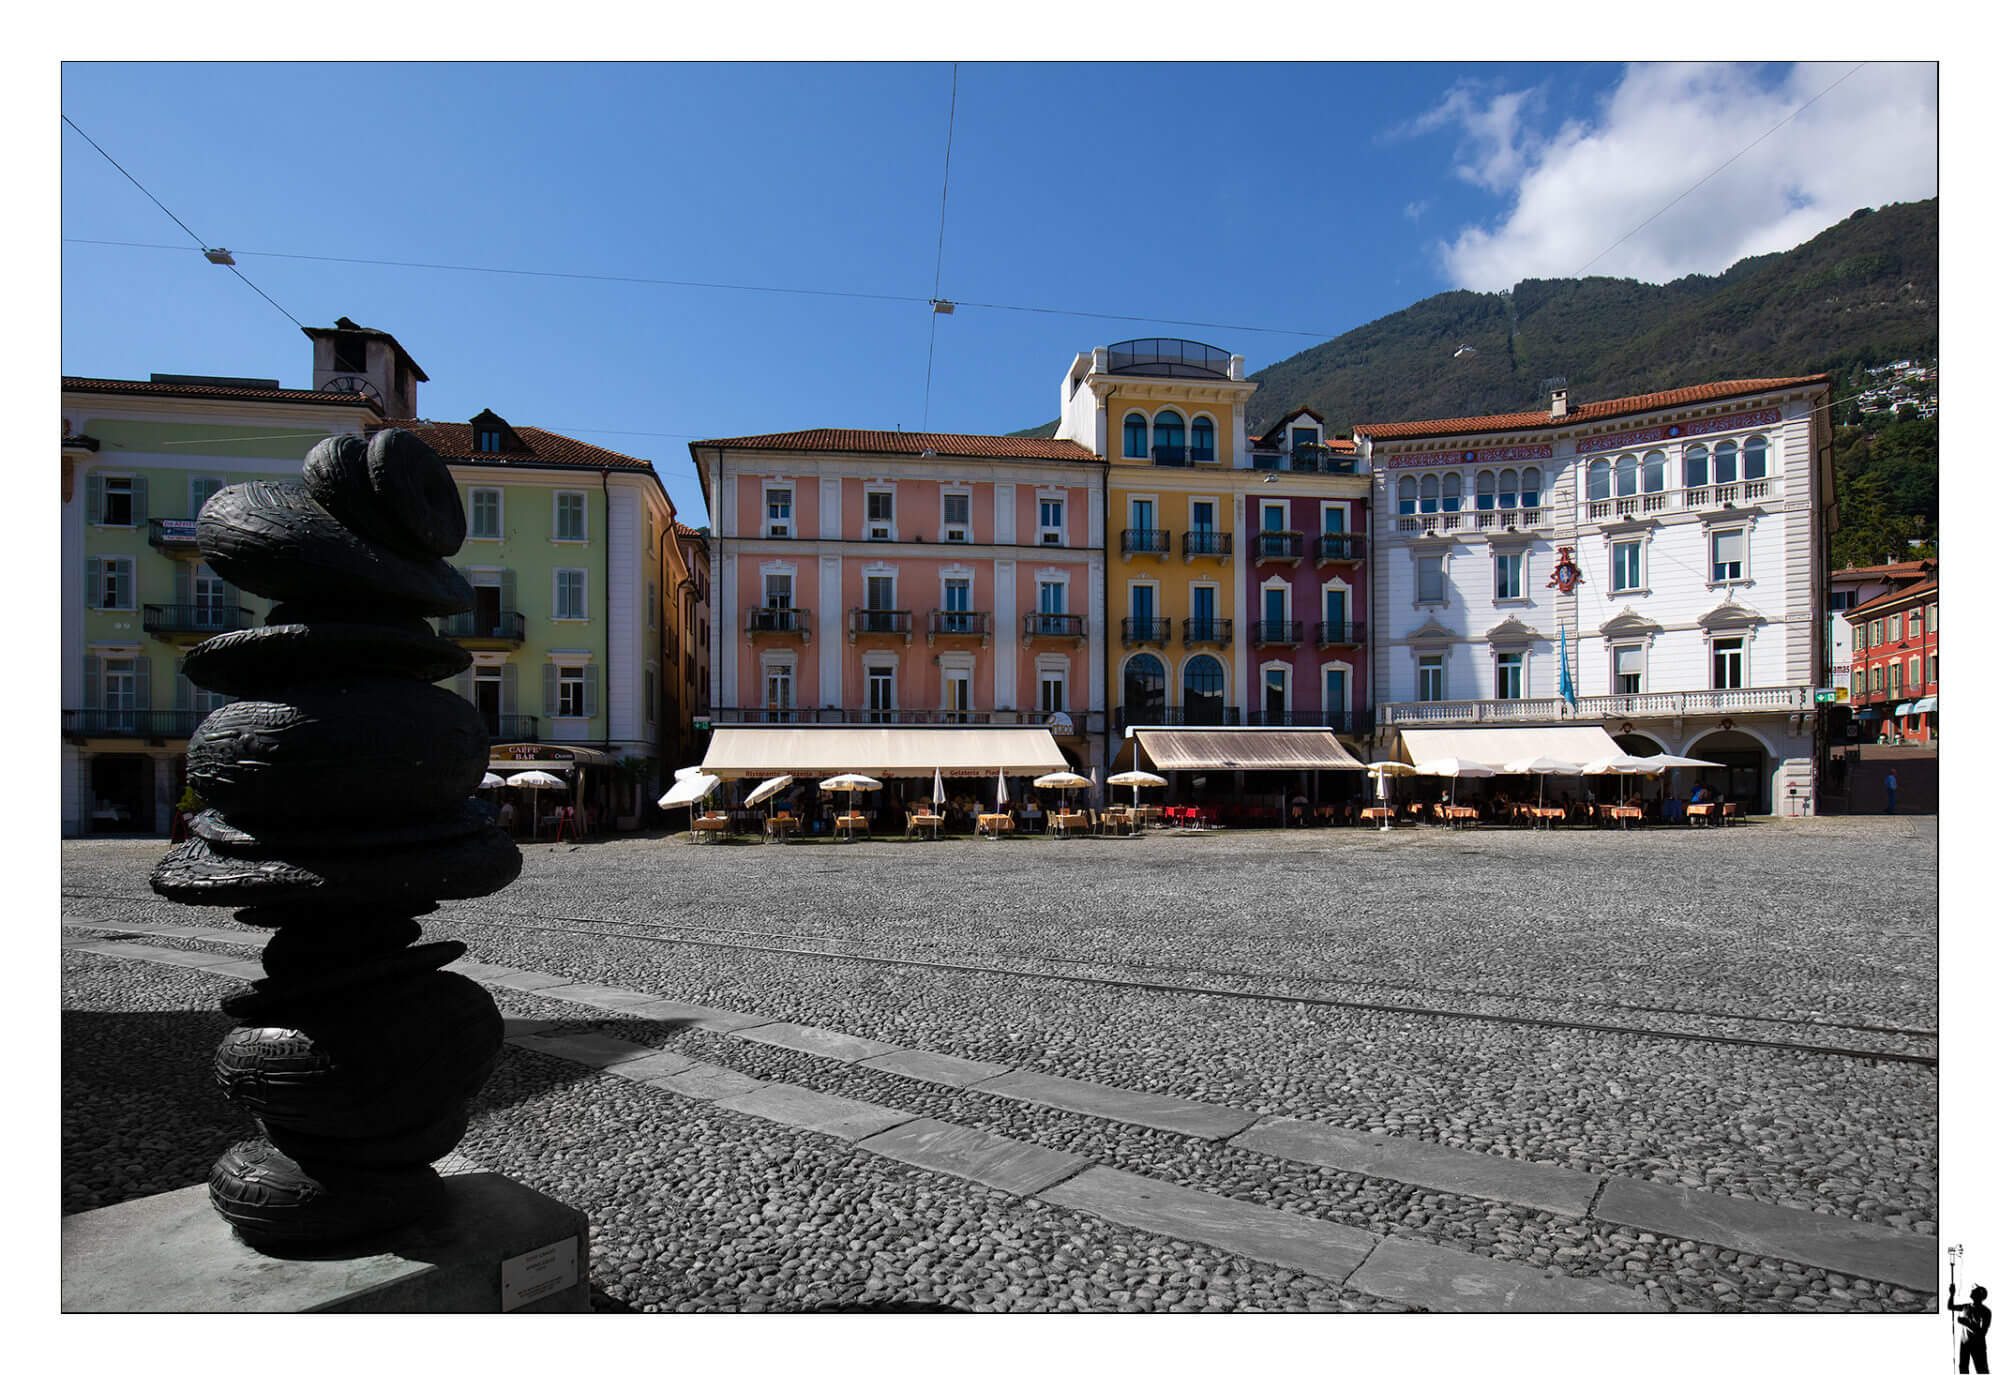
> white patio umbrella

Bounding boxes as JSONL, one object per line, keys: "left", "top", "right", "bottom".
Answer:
{"left": 658, "top": 771, "right": 722, "bottom": 840}
{"left": 744, "top": 773, "right": 794, "bottom": 843}
{"left": 1108, "top": 770, "right": 1166, "bottom": 809}
{"left": 1415, "top": 756, "right": 1495, "bottom": 810}
{"left": 1500, "top": 755, "right": 1583, "bottom": 809}
{"left": 820, "top": 774, "right": 880, "bottom": 840}
{"left": 933, "top": 766, "right": 946, "bottom": 808}
{"left": 478, "top": 772, "right": 505, "bottom": 789}
{"left": 1582, "top": 754, "right": 1651, "bottom": 805}
{"left": 673, "top": 764, "right": 708, "bottom": 781}
{"left": 1365, "top": 762, "right": 1417, "bottom": 829}
{"left": 988, "top": 769, "right": 1009, "bottom": 839}
{"left": 1034, "top": 771, "right": 1091, "bottom": 835}
{"left": 509, "top": 768, "right": 568, "bottom": 837}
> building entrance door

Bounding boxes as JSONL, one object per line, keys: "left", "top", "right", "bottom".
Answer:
{"left": 88, "top": 755, "right": 153, "bottom": 833}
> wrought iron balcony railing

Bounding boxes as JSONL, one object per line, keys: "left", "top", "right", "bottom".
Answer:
{"left": 847, "top": 609, "right": 912, "bottom": 641}
{"left": 1250, "top": 618, "right": 1304, "bottom": 647}
{"left": 745, "top": 606, "right": 812, "bottom": 639}
{"left": 928, "top": 610, "right": 989, "bottom": 638}
{"left": 1314, "top": 533, "right": 1366, "bottom": 563}
{"left": 1120, "top": 529, "right": 1172, "bottom": 557}
{"left": 63, "top": 709, "right": 208, "bottom": 740}
{"left": 439, "top": 610, "right": 528, "bottom": 644}
{"left": 1244, "top": 710, "right": 1367, "bottom": 732}
{"left": 1182, "top": 617, "right": 1233, "bottom": 648}
{"left": 1115, "top": 706, "right": 1241, "bottom": 730}
{"left": 1315, "top": 619, "right": 1365, "bottom": 648}
{"left": 1023, "top": 612, "right": 1086, "bottom": 641}
{"left": 1252, "top": 531, "right": 1303, "bottom": 562}
{"left": 1121, "top": 617, "right": 1172, "bottom": 647}
{"left": 1182, "top": 530, "right": 1232, "bottom": 561}
{"left": 142, "top": 604, "right": 256, "bottom": 642}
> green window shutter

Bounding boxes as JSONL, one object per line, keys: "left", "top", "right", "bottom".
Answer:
{"left": 543, "top": 663, "right": 559, "bottom": 716}
{"left": 499, "top": 568, "right": 517, "bottom": 617}
{"left": 175, "top": 659, "right": 191, "bottom": 711}
{"left": 500, "top": 663, "right": 517, "bottom": 716}
{"left": 132, "top": 658, "right": 152, "bottom": 709}
{"left": 131, "top": 476, "right": 149, "bottom": 526}
{"left": 174, "top": 562, "right": 191, "bottom": 607}
{"left": 83, "top": 655, "right": 102, "bottom": 710}
{"left": 583, "top": 665, "right": 599, "bottom": 719}
{"left": 84, "top": 557, "right": 102, "bottom": 609}
{"left": 86, "top": 473, "right": 104, "bottom": 525}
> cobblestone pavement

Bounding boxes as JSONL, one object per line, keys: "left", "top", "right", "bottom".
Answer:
{"left": 62, "top": 816, "right": 1938, "bottom": 1319}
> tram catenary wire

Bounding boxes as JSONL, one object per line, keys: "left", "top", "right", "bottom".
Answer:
{"left": 435, "top": 911, "right": 1938, "bottom": 1069}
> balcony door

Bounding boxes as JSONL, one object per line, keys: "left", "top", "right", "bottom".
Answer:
{"left": 1263, "top": 586, "right": 1286, "bottom": 631}
{"left": 1324, "top": 587, "right": 1348, "bottom": 636}
{"left": 943, "top": 577, "right": 972, "bottom": 634}
{"left": 867, "top": 666, "right": 895, "bottom": 723}
{"left": 1191, "top": 585, "right": 1216, "bottom": 636}
{"left": 192, "top": 564, "right": 229, "bottom": 631}
{"left": 1130, "top": 498, "right": 1155, "bottom": 532}
{"left": 1263, "top": 668, "right": 1286, "bottom": 718}
{"left": 766, "top": 665, "right": 794, "bottom": 722}
{"left": 1130, "top": 583, "right": 1156, "bottom": 628}
{"left": 101, "top": 658, "right": 140, "bottom": 731}
{"left": 474, "top": 665, "right": 504, "bottom": 737}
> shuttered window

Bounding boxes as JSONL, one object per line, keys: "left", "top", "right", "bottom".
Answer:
{"left": 543, "top": 663, "right": 598, "bottom": 718}
{"left": 554, "top": 568, "right": 586, "bottom": 620}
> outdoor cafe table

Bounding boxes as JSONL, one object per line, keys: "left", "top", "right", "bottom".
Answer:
{"left": 905, "top": 814, "right": 943, "bottom": 840}
{"left": 976, "top": 813, "right": 1015, "bottom": 837}
{"left": 1686, "top": 802, "right": 1716, "bottom": 826}
{"left": 1528, "top": 806, "right": 1567, "bottom": 828}
{"left": 1050, "top": 811, "right": 1090, "bottom": 836}
{"left": 1360, "top": 805, "right": 1396, "bottom": 823}
{"left": 1441, "top": 805, "right": 1480, "bottom": 827}
{"left": 834, "top": 813, "right": 870, "bottom": 840}
{"left": 1599, "top": 804, "right": 1644, "bottom": 828}
{"left": 764, "top": 814, "right": 800, "bottom": 841}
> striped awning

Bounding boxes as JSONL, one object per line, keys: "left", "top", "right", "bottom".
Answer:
{"left": 699, "top": 727, "right": 1066, "bottom": 780}
{"left": 1132, "top": 729, "right": 1364, "bottom": 771}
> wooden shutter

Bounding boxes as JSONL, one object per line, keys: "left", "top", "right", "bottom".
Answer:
{"left": 500, "top": 663, "right": 517, "bottom": 716}
{"left": 86, "top": 473, "right": 104, "bottom": 525}
{"left": 176, "top": 659, "right": 191, "bottom": 710}
{"left": 174, "top": 562, "right": 191, "bottom": 608}
{"left": 582, "top": 665, "right": 599, "bottom": 719}
{"left": 543, "top": 663, "right": 559, "bottom": 716}
{"left": 499, "top": 568, "right": 517, "bottom": 617}
{"left": 131, "top": 476, "right": 148, "bottom": 526}
{"left": 132, "top": 658, "right": 151, "bottom": 709}
{"left": 83, "top": 654, "right": 102, "bottom": 710}
{"left": 84, "top": 557, "right": 102, "bottom": 609}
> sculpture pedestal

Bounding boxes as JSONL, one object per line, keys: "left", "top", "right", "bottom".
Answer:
{"left": 62, "top": 1173, "right": 590, "bottom": 1313}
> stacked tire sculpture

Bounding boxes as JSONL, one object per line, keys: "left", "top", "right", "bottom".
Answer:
{"left": 150, "top": 429, "right": 521, "bottom": 1252}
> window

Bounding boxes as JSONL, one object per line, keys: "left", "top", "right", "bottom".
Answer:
{"left": 477, "top": 429, "right": 502, "bottom": 453}
{"left": 1262, "top": 586, "right": 1287, "bottom": 628}
{"left": 1869, "top": 619, "right": 1883, "bottom": 647}
{"left": 91, "top": 556, "right": 135, "bottom": 610}
{"left": 1190, "top": 584, "right": 1217, "bottom": 627}
{"left": 1263, "top": 667, "right": 1287, "bottom": 715}
{"left": 944, "top": 577, "right": 971, "bottom": 612}
{"left": 1190, "top": 416, "right": 1216, "bottom": 461}
{"left": 1829, "top": 589, "right": 1855, "bottom": 611}
{"left": 1714, "top": 440, "right": 1738, "bottom": 485}
{"left": 1324, "top": 586, "right": 1348, "bottom": 631}
{"left": 1038, "top": 672, "right": 1066, "bottom": 715}
{"left": 1871, "top": 665, "right": 1884, "bottom": 694}
{"left": 866, "top": 574, "right": 895, "bottom": 611}
{"left": 765, "top": 665, "right": 794, "bottom": 717}
{"left": 469, "top": 489, "right": 501, "bottom": 539}
{"left": 1642, "top": 451, "right": 1665, "bottom": 494}
{"left": 554, "top": 664, "right": 590, "bottom": 717}
{"left": 1182, "top": 655, "right": 1225, "bottom": 723}
{"left": 1710, "top": 528, "right": 1745, "bottom": 583}
{"left": 865, "top": 489, "right": 894, "bottom": 539}
{"left": 101, "top": 656, "right": 141, "bottom": 722}
{"left": 1888, "top": 612, "right": 1903, "bottom": 641}
{"left": 867, "top": 666, "right": 896, "bottom": 721}
{"left": 1498, "top": 469, "right": 1519, "bottom": 509}
{"left": 190, "top": 476, "right": 225, "bottom": 515}
{"left": 1397, "top": 477, "right": 1418, "bottom": 516}
{"left": 766, "top": 487, "right": 793, "bottom": 538}
{"left": 1613, "top": 644, "right": 1642, "bottom": 694}
{"left": 1909, "top": 655, "right": 1922, "bottom": 687}
{"left": 1123, "top": 412, "right": 1148, "bottom": 458}
{"left": 1889, "top": 661, "right": 1902, "bottom": 693}
{"left": 1743, "top": 435, "right": 1768, "bottom": 481}
{"left": 1322, "top": 504, "right": 1345, "bottom": 535}
{"left": 333, "top": 331, "right": 368, "bottom": 374}
{"left": 1124, "top": 654, "right": 1166, "bottom": 718}
{"left": 1587, "top": 460, "right": 1611, "bottom": 502}
{"left": 554, "top": 568, "right": 587, "bottom": 619}
{"left": 1614, "top": 454, "right": 1637, "bottom": 498}
{"left": 1418, "top": 654, "right": 1445, "bottom": 702}
{"left": 1190, "top": 499, "right": 1215, "bottom": 533}
{"left": 554, "top": 491, "right": 586, "bottom": 541}
{"left": 1711, "top": 636, "right": 1745, "bottom": 690}
{"left": 1495, "top": 651, "right": 1523, "bottom": 700}
{"left": 644, "top": 667, "right": 655, "bottom": 723}
{"left": 1417, "top": 555, "right": 1445, "bottom": 605}
{"left": 1323, "top": 667, "right": 1348, "bottom": 716}
{"left": 1420, "top": 474, "right": 1439, "bottom": 514}
{"left": 1038, "top": 497, "right": 1065, "bottom": 546}
{"left": 1035, "top": 581, "right": 1066, "bottom": 633}
{"left": 942, "top": 492, "right": 970, "bottom": 541}
{"left": 1153, "top": 411, "right": 1184, "bottom": 459}
{"left": 1130, "top": 498, "right": 1155, "bottom": 532}
{"left": 1129, "top": 583, "right": 1156, "bottom": 623}
{"left": 1261, "top": 502, "right": 1286, "bottom": 533}
{"left": 764, "top": 572, "right": 793, "bottom": 608}
{"left": 1521, "top": 468, "right": 1541, "bottom": 508}
{"left": 1931, "top": 652, "right": 1938, "bottom": 684}
{"left": 1611, "top": 539, "right": 1642, "bottom": 593}
{"left": 943, "top": 669, "right": 971, "bottom": 720}
{"left": 1494, "top": 552, "right": 1523, "bottom": 601}
{"left": 192, "top": 564, "right": 228, "bottom": 629}
{"left": 1684, "top": 444, "right": 1709, "bottom": 489}
{"left": 101, "top": 475, "right": 136, "bottom": 526}
{"left": 1441, "top": 473, "right": 1462, "bottom": 513}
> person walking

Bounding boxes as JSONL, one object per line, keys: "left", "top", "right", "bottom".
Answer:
{"left": 1950, "top": 1283, "right": 1991, "bottom": 1373}
{"left": 1884, "top": 767, "right": 1899, "bottom": 815}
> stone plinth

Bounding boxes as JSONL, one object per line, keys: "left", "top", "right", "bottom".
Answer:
{"left": 63, "top": 1173, "right": 589, "bottom": 1313}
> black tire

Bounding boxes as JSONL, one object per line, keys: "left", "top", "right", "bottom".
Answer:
{"left": 208, "top": 1138, "right": 444, "bottom": 1249}
{"left": 181, "top": 622, "right": 470, "bottom": 697}
{"left": 302, "top": 429, "right": 466, "bottom": 559}
{"left": 153, "top": 827, "right": 519, "bottom": 909}
{"left": 264, "top": 1106, "right": 472, "bottom": 1170}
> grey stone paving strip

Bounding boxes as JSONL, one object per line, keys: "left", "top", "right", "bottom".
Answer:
{"left": 1234, "top": 1116, "right": 1603, "bottom": 1218}
{"left": 713, "top": 1083, "right": 916, "bottom": 1142}
{"left": 857, "top": 1047, "right": 1012, "bottom": 1088}
{"left": 976, "top": 1068, "right": 1261, "bottom": 1140}
{"left": 1345, "top": 1235, "right": 1664, "bottom": 1313}
{"left": 480, "top": 969, "right": 579, "bottom": 992}
{"left": 1594, "top": 1178, "right": 1937, "bottom": 1292}
{"left": 735, "top": 1021, "right": 901, "bottom": 1063}
{"left": 514, "top": 1032, "right": 661, "bottom": 1068}
{"left": 650, "top": 1063, "right": 766, "bottom": 1101}
{"left": 602, "top": 1049, "right": 704, "bottom": 1082}
{"left": 618, "top": 998, "right": 772, "bottom": 1033}
{"left": 860, "top": 1119, "right": 1091, "bottom": 1196}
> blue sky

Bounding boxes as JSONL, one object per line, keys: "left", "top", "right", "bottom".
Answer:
{"left": 61, "top": 61, "right": 1938, "bottom": 528}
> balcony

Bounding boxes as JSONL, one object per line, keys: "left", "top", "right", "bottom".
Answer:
{"left": 63, "top": 709, "right": 207, "bottom": 741}
{"left": 710, "top": 706, "right": 1106, "bottom": 734}
{"left": 928, "top": 610, "right": 990, "bottom": 646}
{"left": 1395, "top": 509, "right": 1467, "bottom": 535}
{"left": 439, "top": 610, "right": 528, "bottom": 647}
{"left": 1471, "top": 506, "right": 1549, "bottom": 532}
{"left": 1120, "top": 529, "right": 1172, "bottom": 561}
{"left": 1022, "top": 611, "right": 1085, "bottom": 643}
{"left": 142, "top": 604, "right": 256, "bottom": 645}
{"left": 1583, "top": 479, "right": 1777, "bottom": 524}
{"left": 1251, "top": 531, "right": 1303, "bottom": 564}
{"left": 1314, "top": 533, "right": 1366, "bottom": 565}
{"left": 1182, "top": 530, "right": 1232, "bottom": 563}
{"left": 147, "top": 518, "right": 203, "bottom": 557}
{"left": 1121, "top": 617, "right": 1172, "bottom": 647}
{"left": 483, "top": 715, "right": 539, "bottom": 742}
{"left": 1245, "top": 710, "right": 1366, "bottom": 733}
{"left": 847, "top": 608, "right": 912, "bottom": 644}
{"left": 1152, "top": 443, "right": 1187, "bottom": 468}
{"left": 1376, "top": 684, "right": 1814, "bottom": 727}
{"left": 745, "top": 606, "right": 812, "bottom": 644}
{"left": 1182, "top": 617, "right": 1233, "bottom": 648}
{"left": 1115, "top": 707, "right": 1241, "bottom": 730}
{"left": 1315, "top": 619, "right": 1365, "bottom": 648}
{"left": 1250, "top": 618, "right": 1303, "bottom": 648}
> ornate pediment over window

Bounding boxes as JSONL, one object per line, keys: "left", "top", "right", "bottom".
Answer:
{"left": 1407, "top": 616, "right": 1455, "bottom": 645}
{"left": 1697, "top": 600, "right": 1766, "bottom": 632}
{"left": 1484, "top": 615, "right": 1545, "bottom": 646}
{"left": 1599, "top": 608, "right": 1662, "bottom": 638}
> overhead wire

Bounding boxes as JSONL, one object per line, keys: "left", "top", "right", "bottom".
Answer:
{"left": 921, "top": 62, "right": 959, "bottom": 429}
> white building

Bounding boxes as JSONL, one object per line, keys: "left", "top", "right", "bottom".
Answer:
{"left": 1355, "top": 377, "right": 1834, "bottom": 815}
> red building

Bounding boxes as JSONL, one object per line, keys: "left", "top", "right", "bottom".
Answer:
{"left": 1844, "top": 574, "right": 1938, "bottom": 745}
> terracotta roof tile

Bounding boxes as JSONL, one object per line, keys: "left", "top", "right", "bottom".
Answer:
{"left": 375, "top": 419, "right": 654, "bottom": 472}
{"left": 1833, "top": 559, "right": 1933, "bottom": 579}
{"left": 63, "top": 376, "right": 379, "bottom": 408}
{"left": 1352, "top": 376, "right": 1830, "bottom": 441}
{"left": 692, "top": 428, "right": 1101, "bottom": 464}
{"left": 673, "top": 521, "right": 707, "bottom": 539}
{"left": 1843, "top": 577, "right": 1938, "bottom": 620}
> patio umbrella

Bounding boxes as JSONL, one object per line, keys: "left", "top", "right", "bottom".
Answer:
{"left": 509, "top": 768, "right": 568, "bottom": 837}
{"left": 1415, "top": 756, "right": 1494, "bottom": 810}
{"left": 1108, "top": 769, "right": 1166, "bottom": 809}
{"left": 744, "top": 773, "right": 794, "bottom": 843}
{"left": 1034, "top": 771, "right": 1091, "bottom": 835}
{"left": 989, "top": 769, "right": 1009, "bottom": 839}
{"left": 1500, "top": 755, "right": 1582, "bottom": 809}
{"left": 1365, "top": 762, "right": 1417, "bottom": 830}
{"left": 820, "top": 774, "right": 881, "bottom": 840}
{"left": 1582, "top": 754, "right": 1651, "bottom": 805}
{"left": 658, "top": 771, "right": 722, "bottom": 839}
{"left": 673, "top": 764, "right": 709, "bottom": 781}
{"left": 478, "top": 772, "right": 505, "bottom": 790}
{"left": 933, "top": 766, "right": 946, "bottom": 808}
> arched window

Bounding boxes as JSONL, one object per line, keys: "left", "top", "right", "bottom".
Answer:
{"left": 1183, "top": 654, "right": 1225, "bottom": 724}
{"left": 1123, "top": 412, "right": 1148, "bottom": 458}
{"left": 1441, "top": 473, "right": 1462, "bottom": 512}
{"left": 1397, "top": 476, "right": 1418, "bottom": 515}
{"left": 1614, "top": 454, "right": 1638, "bottom": 498}
{"left": 1123, "top": 654, "right": 1166, "bottom": 721}
{"left": 1476, "top": 470, "right": 1496, "bottom": 510}
{"left": 1587, "top": 459, "right": 1611, "bottom": 502}
{"left": 1684, "top": 443, "right": 1709, "bottom": 489}
{"left": 1154, "top": 410, "right": 1185, "bottom": 459}
{"left": 1714, "top": 439, "right": 1738, "bottom": 485}
{"left": 1521, "top": 467, "right": 1541, "bottom": 508}
{"left": 1189, "top": 416, "right": 1215, "bottom": 461}
{"left": 1642, "top": 450, "right": 1665, "bottom": 493}
{"left": 1743, "top": 435, "right": 1768, "bottom": 481}
{"left": 1419, "top": 474, "right": 1439, "bottom": 514}
{"left": 1497, "top": 468, "right": 1518, "bottom": 509}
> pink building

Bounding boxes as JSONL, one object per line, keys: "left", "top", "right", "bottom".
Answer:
{"left": 689, "top": 430, "right": 1109, "bottom": 777}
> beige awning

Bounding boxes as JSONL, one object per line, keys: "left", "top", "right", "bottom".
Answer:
{"left": 699, "top": 727, "right": 1068, "bottom": 780}
{"left": 1397, "top": 726, "right": 1621, "bottom": 767}
{"left": 1133, "top": 729, "right": 1364, "bottom": 771}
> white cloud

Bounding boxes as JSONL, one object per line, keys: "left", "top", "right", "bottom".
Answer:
{"left": 1403, "top": 200, "right": 1428, "bottom": 221}
{"left": 1420, "top": 63, "right": 1937, "bottom": 291}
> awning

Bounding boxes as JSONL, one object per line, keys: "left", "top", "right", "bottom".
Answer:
{"left": 1912, "top": 696, "right": 1937, "bottom": 713}
{"left": 1132, "top": 728, "right": 1364, "bottom": 771}
{"left": 699, "top": 727, "right": 1067, "bottom": 780}
{"left": 1894, "top": 703, "right": 1912, "bottom": 716}
{"left": 1397, "top": 726, "right": 1621, "bottom": 768}
{"left": 489, "top": 743, "right": 618, "bottom": 772}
